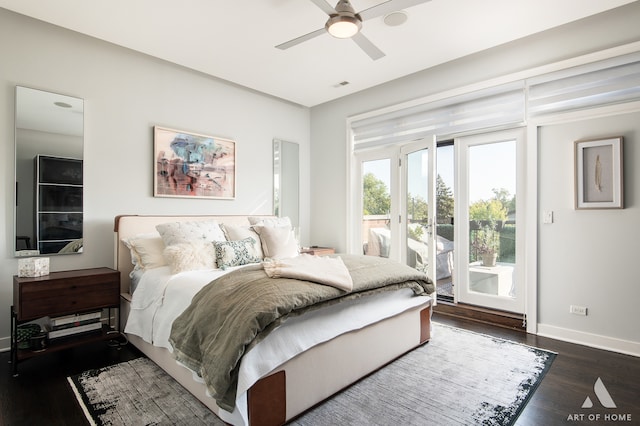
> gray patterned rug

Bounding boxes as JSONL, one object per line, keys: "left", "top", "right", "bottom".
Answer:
{"left": 68, "top": 323, "right": 555, "bottom": 425}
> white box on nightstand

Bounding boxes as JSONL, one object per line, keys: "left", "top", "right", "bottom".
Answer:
{"left": 18, "top": 257, "right": 50, "bottom": 278}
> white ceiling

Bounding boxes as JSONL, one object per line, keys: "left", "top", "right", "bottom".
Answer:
{"left": 1, "top": 0, "right": 635, "bottom": 107}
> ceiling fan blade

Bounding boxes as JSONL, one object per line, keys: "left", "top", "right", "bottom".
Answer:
{"left": 276, "top": 28, "right": 327, "bottom": 50}
{"left": 359, "top": 0, "right": 431, "bottom": 21}
{"left": 352, "top": 33, "right": 385, "bottom": 60}
{"left": 308, "top": 0, "right": 338, "bottom": 15}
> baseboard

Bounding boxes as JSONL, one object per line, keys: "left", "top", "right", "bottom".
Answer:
{"left": 433, "top": 301, "right": 525, "bottom": 331}
{"left": 0, "top": 336, "right": 10, "bottom": 353}
{"left": 537, "top": 323, "right": 640, "bottom": 357}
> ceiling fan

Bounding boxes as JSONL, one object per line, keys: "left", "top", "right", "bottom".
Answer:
{"left": 276, "top": 0, "right": 431, "bottom": 60}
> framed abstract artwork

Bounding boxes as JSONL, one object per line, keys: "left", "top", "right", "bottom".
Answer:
{"left": 154, "top": 126, "right": 236, "bottom": 199}
{"left": 574, "top": 137, "right": 623, "bottom": 209}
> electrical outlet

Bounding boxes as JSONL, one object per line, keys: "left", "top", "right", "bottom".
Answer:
{"left": 570, "top": 305, "right": 588, "bottom": 316}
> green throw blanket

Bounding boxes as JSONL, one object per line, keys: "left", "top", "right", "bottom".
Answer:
{"left": 169, "top": 254, "right": 434, "bottom": 411}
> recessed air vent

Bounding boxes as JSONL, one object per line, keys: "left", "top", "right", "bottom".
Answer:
{"left": 383, "top": 11, "right": 408, "bottom": 26}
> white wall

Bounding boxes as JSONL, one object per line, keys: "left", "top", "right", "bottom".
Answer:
{"left": 0, "top": 9, "right": 310, "bottom": 350}
{"left": 309, "top": 2, "right": 640, "bottom": 353}
{"left": 537, "top": 112, "right": 640, "bottom": 352}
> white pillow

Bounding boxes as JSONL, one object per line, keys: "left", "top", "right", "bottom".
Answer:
{"left": 213, "top": 238, "right": 262, "bottom": 269}
{"left": 221, "top": 224, "right": 264, "bottom": 259}
{"left": 163, "top": 241, "right": 217, "bottom": 274}
{"left": 156, "top": 220, "right": 227, "bottom": 247}
{"left": 122, "top": 234, "right": 167, "bottom": 270}
{"left": 248, "top": 216, "right": 291, "bottom": 228}
{"left": 254, "top": 225, "right": 299, "bottom": 259}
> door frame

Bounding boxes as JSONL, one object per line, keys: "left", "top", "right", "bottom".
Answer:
{"left": 349, "top": 128, "right": 530, "bottom": 321}
{"left": 351, "top": 147, "right": 399, "bottom": 258}
{"left": 352, "top": 137, "right": 438, "bottom": 284}
{"left": 400, "top": 137, "right": 438, "bottom": 295}
{"left": 454, "top": 128, "right": 526, "bottom": 313}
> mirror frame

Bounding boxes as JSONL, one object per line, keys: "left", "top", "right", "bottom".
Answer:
{"left": 273, "top": 139, "right": 299, "bottom": 228}
{"left": 14, "top": 86, "right": 84, "bottom": 256}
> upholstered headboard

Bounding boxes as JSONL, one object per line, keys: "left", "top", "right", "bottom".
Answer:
{"left": 114, "top": 214, "right": 275, "bottom": 294}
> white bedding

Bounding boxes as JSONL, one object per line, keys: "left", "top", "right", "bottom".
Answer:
{"left": 124, "top": 264, "right": 430, "bottom": 425}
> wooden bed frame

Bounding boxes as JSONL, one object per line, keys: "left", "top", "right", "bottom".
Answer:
{"left": 114, "top": 214, "right": 432, "bottom": 426}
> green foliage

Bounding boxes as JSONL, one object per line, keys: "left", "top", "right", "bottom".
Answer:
{"left": 362, "top": 172, "right": 516, "bottom": 263}
{"left": 362, "top": 172, "right": 456, "bottom": 227}
{"left": 499, "top": 224, "right": 516, "bottom": 262}
{"left": 408, "top": 225, "right": 424, "bottom": 241}
{"left": 407, "top": 193, "right": 428, "bottom": 222}
{"left": 436, "top": 224, "right": 454, "bottom": 241}
{"left": 469, "top": 199, "right": 508, "bottom": 222}
{"left": 472, "top": 220, "right": 500, "bottom": 255}
{"left": 436, "top": 174, "right": 454, "bottom": 224}
{"left": 492, "top": 188, "right": 516, "bottom": 215}
{"left": 468, "top": 188, "right": 515, "bottom": 262}
{"left": 363, "top": 173, "right": 390, "bottom": 215}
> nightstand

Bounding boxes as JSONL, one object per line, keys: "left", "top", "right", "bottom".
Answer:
{"left": 300, "top": 246, "right": 335, "bottom": 256}
{"left": 11, "top": 267, "right": 120, "bottom": 376}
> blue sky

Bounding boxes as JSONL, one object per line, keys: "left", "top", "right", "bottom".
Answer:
{"left": 363, "top": 141, "right": 516, "bottom": 204}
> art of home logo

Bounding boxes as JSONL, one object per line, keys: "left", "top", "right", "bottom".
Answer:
{"left": 566, "top": 377, "right": 633, "bottom": 422}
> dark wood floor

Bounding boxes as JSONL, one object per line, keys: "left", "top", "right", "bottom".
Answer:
{"left": 1, "top": 315, "right": 638, "bottom": 425}
{"left": 0, "top": 337, "right": 141, "bottom": 426}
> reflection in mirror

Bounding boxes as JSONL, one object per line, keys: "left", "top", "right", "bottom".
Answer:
{"left": 15, "top": 86, "right": 84, "bottom": 256}
{"left": 273, "top": 139, "right": 299, "bottom": 228}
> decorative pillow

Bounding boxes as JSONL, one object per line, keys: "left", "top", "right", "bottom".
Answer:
{"left": 213, "top": 238, "right": 262, "bottom": 269}
{"left": 163, "top": 241, "right": 217, "bottom": 274}
{"left": 156, "top": 220, "right": 227, "bottom": 247}
{"left": 248, "top": 216, "right": 291, "bottom": 228}
{"left": 254, "top": 225, "right": 299, "bottom": 259}
{"left": 220, "top": 224, "right": 264, "bottom": 259}
{"left": 122, "top": 234, "right": 167, "bottom": 270}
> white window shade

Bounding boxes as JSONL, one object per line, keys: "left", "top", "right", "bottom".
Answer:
{"left": 351, "top": 52, "right": 640, "bottom": 152}
{"left": 528, "top": 53, "right": 640, "bottom": 117}
{"left": 352, "top": 83, "right": 525, "bottom": 151}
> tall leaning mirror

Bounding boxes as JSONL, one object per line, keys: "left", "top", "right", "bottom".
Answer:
{"left": 15, "top": 86, "right": 84, "bottom": 256}
{"left": 273, "top": 139, "right": 299, "bottom": 228}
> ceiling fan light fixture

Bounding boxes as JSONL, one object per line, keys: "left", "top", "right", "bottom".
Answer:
{"left": 326, "top": 14, "right": 362, "bottom": 38}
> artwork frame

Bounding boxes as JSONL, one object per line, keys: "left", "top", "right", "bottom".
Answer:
{"left": 154, "top": 126, "right": 236, "bottom": 199}
{"left": 574, "top": 136, "right": 623, "bottom": 210}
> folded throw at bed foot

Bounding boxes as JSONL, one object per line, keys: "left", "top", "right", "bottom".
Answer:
{"left": 262, "top": 254, "right": 353, "bottom": 292}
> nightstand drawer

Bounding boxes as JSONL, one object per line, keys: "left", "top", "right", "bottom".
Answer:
{"left": 13, "top": 267, "right": 119, "bottom": 321}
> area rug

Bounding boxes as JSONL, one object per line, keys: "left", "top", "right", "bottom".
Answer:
{"left": 68, "top": 323, "right": 555, "bottom": 425}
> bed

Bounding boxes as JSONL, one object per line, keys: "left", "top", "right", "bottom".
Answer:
{"left": 115, "top": 214, "right": 435, "bottom": 426}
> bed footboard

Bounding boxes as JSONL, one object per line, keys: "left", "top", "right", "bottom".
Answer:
{"left": 420, "top": 305, "right": 432, "bottom": 343}
{"left": 248, "top": 371, "right": 286, "bottom": 426}
{"left": 246, "top": 304, "right": 431, "bottom": 425}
